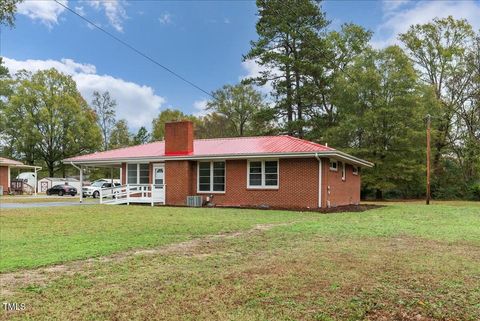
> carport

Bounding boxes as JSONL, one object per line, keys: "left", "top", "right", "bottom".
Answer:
{"left": 68, "top": 161, "right": 123, "bottom": 203}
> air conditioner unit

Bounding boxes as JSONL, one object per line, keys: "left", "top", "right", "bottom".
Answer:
{"left": 186, "top": 196, "right": 203, "bottom": 207}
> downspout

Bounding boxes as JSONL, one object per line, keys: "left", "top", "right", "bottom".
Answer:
{"left": 70, "top": 162, "right": 83, "bottom": 203}
{"left": 315, "top": 153, "right": 322, "bottom": 208}
{"left": 34, "top": 167, "right": 38, "bottom": 196}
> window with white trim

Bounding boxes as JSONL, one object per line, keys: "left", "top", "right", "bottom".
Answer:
{"left": 248, "top": 160, "right": 279, "bottom": 188}
{"left": 127, "top": 164, "right": 137, "bottom": 184}
{"left": 198, "top": 161, "right": 225, "bottom": 192}
{"left": 127, "top": 164, "right": 149, "bottom": 184}
{"left": 352, "top": 166, "right": 359, "bottom": 175}
{"left": 329, "top": 159, "right": 338, "bottom": 171}
{"left": 341, "top": 162, "right": 346, "bottom": 181}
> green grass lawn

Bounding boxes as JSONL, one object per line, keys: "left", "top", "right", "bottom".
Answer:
{"left": 0, "top": 205, "right": 307, "bottom": 272}
{"left": 1, "top": 202, "right": 479, "bottom": 320}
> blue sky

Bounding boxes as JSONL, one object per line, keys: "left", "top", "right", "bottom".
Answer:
{"left": 2, "top": 0, "right": 480, "bottom": 131}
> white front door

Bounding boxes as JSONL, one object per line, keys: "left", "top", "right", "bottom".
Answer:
{"left": 152, "top": 164, "right": 165, "bottom": 203}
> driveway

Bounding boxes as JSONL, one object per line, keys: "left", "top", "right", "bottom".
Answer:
{"left": 0, "top": 202, "right": 95, "bottom": 209}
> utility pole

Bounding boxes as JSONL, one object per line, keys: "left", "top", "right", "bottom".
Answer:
{"left": 426, "top": 114, "right": 431, "bottom": 205}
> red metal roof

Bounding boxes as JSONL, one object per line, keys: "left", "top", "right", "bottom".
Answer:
{"left": 64, "top": 135, "right": 335, "bottom": 162}
{"left": 0, "top": 157, "right": 24, "bottom": 166}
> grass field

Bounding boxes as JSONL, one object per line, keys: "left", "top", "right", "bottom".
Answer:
{"left": 1, "top": 202, "right": 479, "bottom": 320}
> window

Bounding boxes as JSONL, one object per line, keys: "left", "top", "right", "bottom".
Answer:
{"left": 198, "top": 161, "right": 225, "bottom": 192}
{"left": 127, "top": 164, "right": 149, "bottom": 184}
{"left": 139, "top": 164, "right": 149, "bottom": 184}
{"left": 248, "top": 160, "right": 279, "bottom": 188}
{"left": 341, "top": 162, "right": 346, "bottom": 181}
{"left": 249, "top": 161, "right": 262, "bottom": 186}
{"left": 329, "top": 159, "right": 338, "bottom": 171}
{"left": 213, "top": 162, "right": 225, "bottom": 191}
{"left": 352, "top": 166, "right": 359, "bottom": 176}
{"left": 127, "top": 164, "right": 137, "bottom": 184}
{"left": 264, "top": 161, "right": 278, "bottom": 186}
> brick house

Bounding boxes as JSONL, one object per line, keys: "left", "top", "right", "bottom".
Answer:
{"left": 0, "top": 157, "right": 41, "bottom": 195}
{"left": 65, "top": 121, "right": 373, "bottom": 208}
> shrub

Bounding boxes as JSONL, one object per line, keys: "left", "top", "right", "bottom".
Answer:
{"left": 469, "top": 182, "right": 480, "bottom": 201}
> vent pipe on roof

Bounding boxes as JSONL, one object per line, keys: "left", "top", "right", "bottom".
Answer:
{"left": 164, "top": 121, "right": 194, "bottom": 156}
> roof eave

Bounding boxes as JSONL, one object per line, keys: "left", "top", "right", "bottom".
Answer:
{"left": 64, "top": 151, "right": 373, "bottom": 167}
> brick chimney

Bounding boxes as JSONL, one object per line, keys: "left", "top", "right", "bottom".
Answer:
{"left": 165, "top": 121, "right": 194, "bottom": 155}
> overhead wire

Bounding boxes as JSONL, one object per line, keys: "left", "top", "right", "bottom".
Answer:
{"left": 53, "top": 0, "right": 214, "bottom": 98}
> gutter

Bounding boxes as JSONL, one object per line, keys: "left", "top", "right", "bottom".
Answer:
{"left": 64, "top": 151, "right": 374, "bottom": 168}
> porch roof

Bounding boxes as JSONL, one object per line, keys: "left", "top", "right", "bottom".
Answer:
{"left": 0, "top": 157, "right": 24, "bottom": 166}
{"left": 64, "top": 135, "right": 373, "bottom": 167}
{"left": 0, "top": 157, "right": 42, "bottom": 169}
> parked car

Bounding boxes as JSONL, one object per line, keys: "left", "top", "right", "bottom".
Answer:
{"left": 83, "top": 181, "right": 121, "bottom": 198}
{"left": 47, "top": 184, "right": 77, "bottom": 196}
{"left": 89, "top": 178, "right": 121, "bottom": 185}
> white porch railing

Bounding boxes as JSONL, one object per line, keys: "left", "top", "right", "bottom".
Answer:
{"left": 99, "top": 184, "right": 166, "bottom": 206}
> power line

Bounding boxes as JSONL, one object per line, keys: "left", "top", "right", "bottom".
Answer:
{"left": 53, "top": 0, "right": 213, "bottom": 98}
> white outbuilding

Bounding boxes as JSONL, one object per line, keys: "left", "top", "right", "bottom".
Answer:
{"left": 38, "top": 177, "right": 81, "bottom": 193}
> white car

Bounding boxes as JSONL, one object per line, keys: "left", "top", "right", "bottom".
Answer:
{"left": 82, "top": 181, "right": 121, "bottom": 198}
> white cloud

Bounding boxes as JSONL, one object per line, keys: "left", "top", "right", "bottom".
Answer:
{"left": 382, "top": 0, "right": 411, "bottom": 15}
{"left": 373, "top": 0, "right": 480, "bottom": 48}
{"left": 240, "top": 59, "right": 274, "bottom": 94}
{"left": 159, "top": 12, "right": 172, "bottom": 25}
{"left": 17, "top": 0, "right": 128, "bottom": 32}
{"left": 3, "top": 57, "right": 96, "bottom": 75}
{"left": 87, "top": 0, "right": 101, "bottom": 10}
{"left": 193, "top": 99, "right": 209, "bottom": 117}
{"left": 17, "top": 0, "right": 67, "bottom": 27}
{"left": 241, "top": 59, "right": 263, "bottom": 79}
{"left": 3, "top": 57, "right": 165, "bottom": 130}
{"left": 223, "top": 18, "right": 231, "bottom": 24}
{"left": 74, "top": 6, "right": 86, "bottom": 17}
{"left": 86, "top": 0, "right": 128, "bottom": 32}
{"left": 74, "top": 74, "right": 165, "bottom": 129}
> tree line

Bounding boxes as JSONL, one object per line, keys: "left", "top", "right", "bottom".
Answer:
{"left": 0, "top": 0, "right": 478, "bottom": 199}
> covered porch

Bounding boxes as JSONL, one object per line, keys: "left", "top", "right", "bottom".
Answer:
{"left": 71, "top": 161, "right": 166, "bottom": 206}
{"left": 0, "top": 157, "right": 42, "bottom": 195}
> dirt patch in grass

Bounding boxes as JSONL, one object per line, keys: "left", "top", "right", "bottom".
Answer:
{"left": 0, "top": 222, "right": 292, "bottom": 297}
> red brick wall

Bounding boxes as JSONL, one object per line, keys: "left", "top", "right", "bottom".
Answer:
{"left": 0, "top": 165, "right": 9, "bottom": 195}
{"left": 175, "top": 158, "right": 321, "bottom": 208}
{"left": 121, "top": 163, "right": 126, "bottom": 185}
{"left": 165, "top": 121, "right": 194, "bottom": 155}
{"left": 321, "top": 159, "right": 360, "bottom": 207}
{"left": 165, "top": 160, "right": 195, "bottom": 205}
{"left": 128, "top": 157, "right": 360, "bottom": 209}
